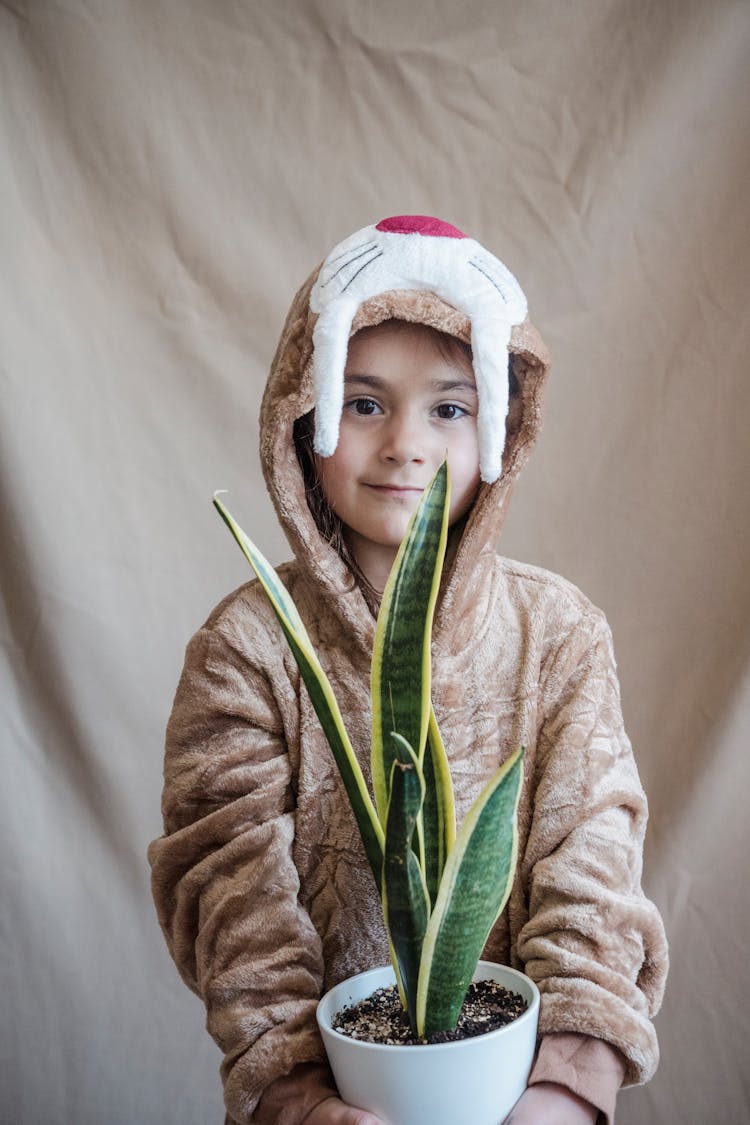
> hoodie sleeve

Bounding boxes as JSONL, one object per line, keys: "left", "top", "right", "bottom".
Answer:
{"left": 148, "top": 621, "right": 335, "bottom": 1124}
{"left": 516, "top": 608, "right": 668, "bottom": 1088}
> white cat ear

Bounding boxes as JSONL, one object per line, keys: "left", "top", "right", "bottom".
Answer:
{"left": 471, "top": 317, "right": 513, "bottom": 483}
{"left": 312, "top": 293, "right": 360, "bottom": 457}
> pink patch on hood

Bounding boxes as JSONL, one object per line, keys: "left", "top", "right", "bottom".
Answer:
{"left": 375, "top": 215, "right": 466, "bottom": 238}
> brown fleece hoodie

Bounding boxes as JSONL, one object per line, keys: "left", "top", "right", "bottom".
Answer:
{"left": 148, "top": 269, "right": 668, "bottom": 1124}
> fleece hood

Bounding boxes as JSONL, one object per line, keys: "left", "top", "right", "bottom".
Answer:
{"left": 259, "top": 216, "right": 551, "bottom": 650}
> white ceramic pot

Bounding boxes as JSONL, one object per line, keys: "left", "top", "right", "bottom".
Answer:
{"left": 317, "top": 960, "right": 539, "bottom": 1125}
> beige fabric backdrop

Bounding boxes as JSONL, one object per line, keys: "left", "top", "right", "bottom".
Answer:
{"left": 2, "top": 2, "right": 748, "bottom": 1122}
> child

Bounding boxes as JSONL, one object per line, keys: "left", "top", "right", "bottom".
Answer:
{"left": 149, "top": 215, "right": 668, "bottom": 1125}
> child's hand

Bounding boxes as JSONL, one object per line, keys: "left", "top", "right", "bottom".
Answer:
{"left": 304, "top": 1095, "right": 384, "bottom": 1125}
{"left": 504, "top": 1082, "right": 598, "bottom": 1124}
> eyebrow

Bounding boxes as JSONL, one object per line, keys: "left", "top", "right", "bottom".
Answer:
{"left": 344, "top": 373, "right": 478, "bottom": 395}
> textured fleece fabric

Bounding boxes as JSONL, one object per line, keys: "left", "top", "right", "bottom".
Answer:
{"left": 148, "top": 270, "right": 668, "bottom": 1124}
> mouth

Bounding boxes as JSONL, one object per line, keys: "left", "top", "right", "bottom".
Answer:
{"left": 365, "top": 483, "right": 425, "bottom": 497}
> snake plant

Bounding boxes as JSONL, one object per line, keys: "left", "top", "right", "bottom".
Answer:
{"left": 214, "top": 462, "right": 524, "bottom": 1037}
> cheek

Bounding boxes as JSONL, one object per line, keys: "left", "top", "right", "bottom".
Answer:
{"left": 446, "top": 443, "right": 481, "bottom": 523}
{"left": 316, "top": 444, "right": 356, "bottom": 512}
{"left": 449, "top": 474, "right": 481, "bottom": 525}
{"left": 316, "top": 455, "right": 340, "bottom": 509}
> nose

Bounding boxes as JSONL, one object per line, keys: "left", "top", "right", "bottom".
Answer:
{"left": 379, "top": 411, "right": 426, "bottom": 465}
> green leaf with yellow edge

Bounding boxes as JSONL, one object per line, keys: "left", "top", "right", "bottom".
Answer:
{"left": 415, "top": 746, "right": 525, "bottom": 1036}
{"left": 371, "top": 463, "right": 450, "bottom": 824}
{"left": 420, "top": 706, "right": 456, "bottom": 907}
{"left": 382, "top": 733, "right": 431, "bottom": 1031}
{"left": 213, "top": 494, "right": 384, "bottom": 884}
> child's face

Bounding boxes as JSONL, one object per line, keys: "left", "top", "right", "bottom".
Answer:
{"left": 317, "top": 321, "right": 481, "bottom": 590}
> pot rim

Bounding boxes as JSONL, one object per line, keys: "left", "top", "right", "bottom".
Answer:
{"left": 317, "top": 960, "right": 540, "bottom": 1055}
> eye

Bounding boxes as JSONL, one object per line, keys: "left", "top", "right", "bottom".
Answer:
{"left": 348, "top": 396, "right": 381, "bottom": 416}
{"left": 434, "top": 402, "right": 468, "bottom": 420}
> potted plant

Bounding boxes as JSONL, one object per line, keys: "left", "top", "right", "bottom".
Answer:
{"left": 214, "top": 462, "right": 540, "bottom": 1125}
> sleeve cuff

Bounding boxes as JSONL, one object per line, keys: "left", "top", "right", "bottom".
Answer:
{"left": 253, "top": 1062, "right": 337, "bottom": 1125}
{"left": 528, "top": 1033, "right": 626, "bottom": 1125}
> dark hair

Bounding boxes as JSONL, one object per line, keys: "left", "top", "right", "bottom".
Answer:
{"left": 293, "top": 408, "right": 345, "bottom": 551}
